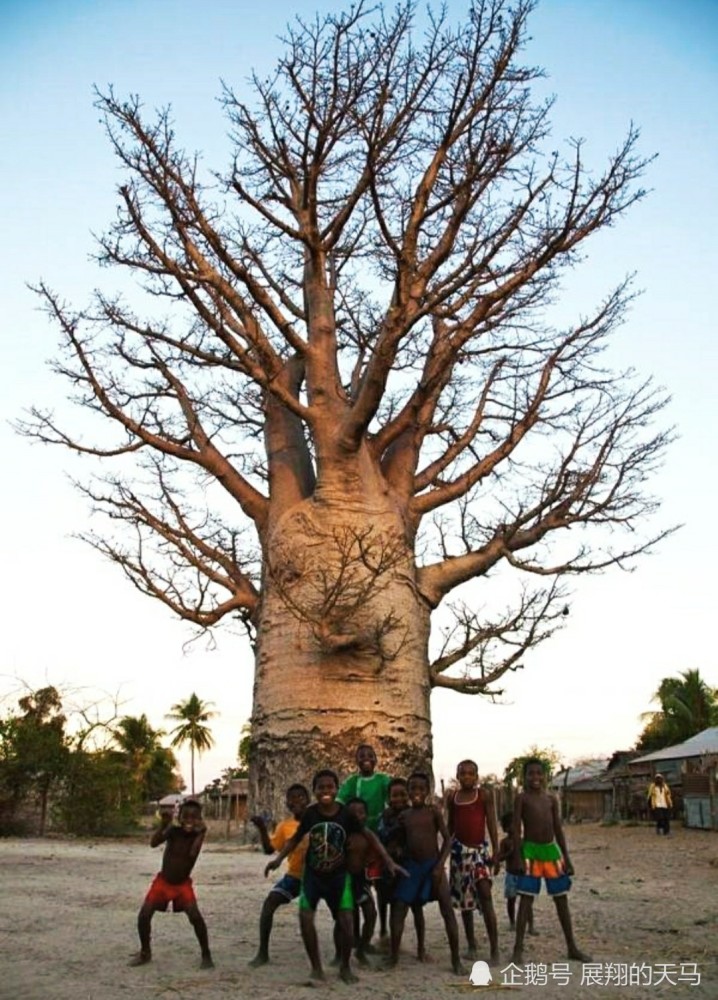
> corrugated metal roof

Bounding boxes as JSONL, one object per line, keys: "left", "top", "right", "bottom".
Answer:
{"left": 631, "top": 727, "right": 718, "bottom": 764}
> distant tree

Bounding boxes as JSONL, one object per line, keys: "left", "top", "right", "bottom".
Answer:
{"left": 20, "top": 0, "right": 674, "bottom": 817}
{"left": 636, "top": 669, "right": 718, "bottom": 753}
{"left": 56, "top": 747, "right": 139, "bottom": 835}
{"left": 503, "top": 745, "right": 562, "bottom": 787}
{"left": 113, "top": 713, "right": 182, "bottom": 801}
{"left": 237, "top": 721, "right": 252, "bottom": 778}
{"left": 166, "top": 693, "right": 216, "bottom": 794}
{"left": 0, "top": 686, "right": 69, "bottom": 835}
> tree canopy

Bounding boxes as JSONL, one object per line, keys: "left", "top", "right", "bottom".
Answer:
{"left": 636, "top": 669, "right": 718, "bottom": 753}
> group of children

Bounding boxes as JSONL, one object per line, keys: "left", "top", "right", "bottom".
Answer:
{"left": 130, "top": 745, "right": 591, "bottom": 980}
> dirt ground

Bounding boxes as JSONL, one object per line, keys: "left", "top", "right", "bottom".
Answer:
{"left": 0, "top": 822, "right": 715, "bottom": 1000}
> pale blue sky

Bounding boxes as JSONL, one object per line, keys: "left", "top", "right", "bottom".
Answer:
{"left": 1, "top": 0, "right": 716, "bottom": 791}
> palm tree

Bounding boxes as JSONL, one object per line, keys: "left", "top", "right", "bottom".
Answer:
{"left": 637, "top": 669, "right": 718, "bottom": 751}
{"left": 114, "top": 714, "right": 163, "bottom": 784}
{"left": 166, "top": 694, "right": 216, "bottom": 794}
{"left": 113, "top": 714, "right": 181, "bottom": 801}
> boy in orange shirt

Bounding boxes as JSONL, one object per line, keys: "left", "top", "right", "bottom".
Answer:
{"left": 248, "top": 783, "right": 310, "bottom": 966}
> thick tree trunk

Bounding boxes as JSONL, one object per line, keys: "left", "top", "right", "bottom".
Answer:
{"left": 248, "top": 482, "right": 434, "bottom": 821}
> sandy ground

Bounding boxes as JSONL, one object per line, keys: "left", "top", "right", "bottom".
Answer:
{"left": 0, "top": 822, "right": 716, "bottom": 1000}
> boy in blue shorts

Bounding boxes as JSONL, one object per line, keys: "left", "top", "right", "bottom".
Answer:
{"left": 248, "top": 783, "right": 310, "bottom": 967}
{"left": 265, "top": 768, "right": 406, "bottom": 984}
{"left": 509, "top": 760, "right": 591, "bottom": 965}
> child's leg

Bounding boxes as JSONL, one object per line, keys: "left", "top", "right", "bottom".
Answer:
{"left": 129, "top": 903, "right": 154, "bottom": 964}
{"left": 412, "top": 903, "right": 426, "bottom": 961}
{"left": 552, "top": 895, "right": 592, "bottom": 962}
{"left": 512, "top": 894, "right": 533, "bottom": 964}
{"left": 506, "top": 895, "right": 516, "bottom": 928}
{"left": 460, "top": 909, "right": 477, "bottom": 955}
{"left": 249, "top": 892, "right": 285, "bottom": 966}
{"left": 299, "top": 909, "right": 325, "bottom": 980}
{"left": 477, "top": 879, "right": 499, "bottom": 961}
{"left": 388, "top": 899, "right": 409, "bottom": 966}
{"left": 357, "top": 895, "right": 377, "bottom": 962}
{"left": 435, "top": 876, "right": 465, "bottom": 975}
{"left": 336, "top": 909, "right": 358, "bottom": 983}
{"left": 186, "top": 904, "right": 213, "bottom": 967}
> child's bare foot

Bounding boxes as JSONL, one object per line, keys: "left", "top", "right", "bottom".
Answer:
{"left": 528, "top": 927, "right": 539, "bottom": 936}
{"left": 417, "top": 949, "right": 434, "bottom": 963}
{"left": 128, "top": 951, "right": 151, "bottom": 966}
{"left": 511, "top": 949, "right": 523, "bottom": 965}
{"left": 355, "top": 951, "right": 370, "bottom": 967}
{"left": 200, "top": 954, "right": 214, "bottom": 969}
{"left": 339, "top": 966, "right": 359, "bottom": 984}
{"left": 451, "top": 957, "right": 467, "bottom": 976}
{"left": 490, "top": 949, "right": 500, "bottom": 964}
{"left": 248, "top": 952, "right": 269, "bottom": 967}
{"left": 464, "top": 946, "right": 478, "bottom": 960}
{"left": 568, "top": 947, "right": 592, "bottom": 962}
{"left": 308, "top": 966, "right": 326, "bottom": 982}
{"left": 379, "top": 955, "right": 398, "bottom": 971}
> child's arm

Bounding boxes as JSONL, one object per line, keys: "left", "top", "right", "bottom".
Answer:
{"left": 508, "top": 794, "right": 523, "bottom": 873}
{"left": 551, "top": 795, "right": 574, "bottom": 875}
{"left": 496, "top": 835, "right": 512, "bottom": 864}
{"left": 264, "top": 831, "right": 302, "bottom": 876}
{"left": 483, "top": 787, "right": 501, "bottom": 874}
{"left": 361, "top": 827, "right": 408, "bottom": 878}
{"left": 250, "top": 815, "right": 275, "bottom": 855}
{"left": 445, "top": 791, "right": 455, "bottom": 837}
{"left": 189, "top": 822, "right": 207, "bottom": 860}
{"left": 150, "top": 813, "right": 174, "bottom": 848}
{"left": 434, "top": 805, "right": 452, "bottom": 870}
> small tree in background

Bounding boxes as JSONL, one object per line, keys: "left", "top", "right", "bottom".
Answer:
{"left": 0, "top": 686, "right": 69, "bottom": 835}
{"left": 503, "top": 745, "right": 562, "bottom": 789}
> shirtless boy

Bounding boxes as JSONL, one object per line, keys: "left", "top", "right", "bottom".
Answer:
{"left": 130, "top": 799, "right": 213, "bottom": 968}
{"left": 509, "top": 759, "right": 591, "bottom": 965}
{"left": 343, "top": 797, "right": 378, "bottom": 965}
{"left": 388, "top": 772, "right": 464, "bottom": 975}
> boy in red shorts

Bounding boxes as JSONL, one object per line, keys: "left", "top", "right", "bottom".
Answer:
{"left": 130, "top": 798, "right": 213, "bottom": 968}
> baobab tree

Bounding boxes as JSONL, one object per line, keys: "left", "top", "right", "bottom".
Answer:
{"left": 20, "top": 0, "right": 673, "bottom": 816}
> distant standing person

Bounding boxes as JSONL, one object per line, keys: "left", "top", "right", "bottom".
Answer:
{"left": 248, "top": 783, "right": 310, "bottom": 967}
{"left": 647, "top": 773, "right": 673, "bottom": 835}
{"left": 509, "top": 760, "right": 591, "bottom": 965}
{"left": 130, "top": 799, "right": 213, "bottom": 969}
{"left": 446, "top": 759, "right": 500, "bottom": 962}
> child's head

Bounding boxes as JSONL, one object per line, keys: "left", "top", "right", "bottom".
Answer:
{"left": 456, "top": 759, "right": 479, "bottom": 789}
{"left": 312, "top": 768, "right": 339, "bottom": 803}
{"left": 388, "top": 777, "right": 409, "bottom": 811}
{"left": 286, "top": 783, "right": 310, "bottom": 818}
{"left": 355, "top": 744, "right": 377, "bottom": 776}
{"left": 500, "top": 811, "right": 513, "bottom": 834}
{"left": 178, "top": 799, "right": 203, "bottom": 831}
{"left": 523, "top": 758, "right": 547, "bottom": 789}
{"left": 346, "top": 796, "right": 368, "bottom": 826}
{"left": 407, "top": 771, "right": 430, "bottom": 805}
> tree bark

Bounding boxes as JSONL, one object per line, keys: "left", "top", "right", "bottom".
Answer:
{"left": 249, "top": 479, "right": 434, "bottom": 820}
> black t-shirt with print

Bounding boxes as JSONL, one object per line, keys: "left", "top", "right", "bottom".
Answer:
{"left": 295, "top": 802, "right": 363, "bottom": 876}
